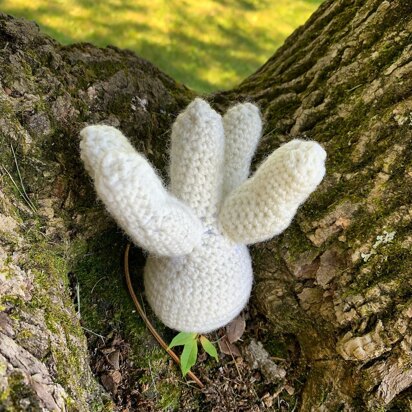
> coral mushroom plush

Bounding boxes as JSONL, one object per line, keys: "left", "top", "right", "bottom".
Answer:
{"left": 80, "top": 98, "right": 326, "bottom": 333}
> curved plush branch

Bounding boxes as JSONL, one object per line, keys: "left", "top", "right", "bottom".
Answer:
{"left": 222, "top": 102, "right": 262, "bottom": 197}
{"left": 80, "top": 125, "right": 203, "bottom": 256}
{"left": 169, "top": 98, "right": 224, "bottom": 223}
{"left": 219, "top": 139, "right": 326, "bottom": 244}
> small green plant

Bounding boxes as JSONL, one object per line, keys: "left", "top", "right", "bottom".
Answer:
{"left": 169, "top": 332, "right": 218, "bottom": 376}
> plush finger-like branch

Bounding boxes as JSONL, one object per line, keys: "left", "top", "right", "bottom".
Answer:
{"left": 219, "top": 139, "right": 326, "bottom": 244}
{"left": 222, "top": 102, "right": 262, "bottom": 197}
{"left": 80, "top": 124, "right": 132, "bottom": 180}
{"left": 80, "top": 125, "right": 203, "bottom": 256}
{"left": 170, "top": 98, "right": 224, "bottom": 223}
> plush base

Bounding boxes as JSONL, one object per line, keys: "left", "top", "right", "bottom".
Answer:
{"left": 144, "top": 232, "right": 253, "bottom": 333}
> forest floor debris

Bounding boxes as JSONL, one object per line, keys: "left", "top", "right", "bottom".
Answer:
{"left": 85, "top": 303, "right": 305, "bottom": 411}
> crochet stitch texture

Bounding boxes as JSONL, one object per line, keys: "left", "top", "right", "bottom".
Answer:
{"left": 80, "top": 98, "right": 326, "bottom": 333}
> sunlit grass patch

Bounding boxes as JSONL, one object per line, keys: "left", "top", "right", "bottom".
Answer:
{"left": 1, "top": 0, "right": 322, "bottom": 92}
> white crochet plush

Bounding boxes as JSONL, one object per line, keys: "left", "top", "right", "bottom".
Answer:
{"left": 80, "top": 98, "right": 326, "bottom": 333}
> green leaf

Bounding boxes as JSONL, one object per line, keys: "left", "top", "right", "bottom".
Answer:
{"left": 200, "top": 336, "right": 219, "bottom": 361}
{"left": 180, "top": 339, "right": 198, "bottom": 377}
{"left": 168, "top": 332, "right": 197, "bottom": 349}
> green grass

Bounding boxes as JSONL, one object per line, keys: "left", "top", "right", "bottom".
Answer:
{"left": 0, "top": 0, "right": 322, "bottom": 92}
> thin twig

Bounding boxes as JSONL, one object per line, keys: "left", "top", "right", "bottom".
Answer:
{"left": 270, "top": 356, "right": 286, "bottom": 361}
{"left": 139, "top": 292, "right": 147, "bottom": 315}
{"left": 82, "top": 326, "right": 106, "bottom": 342}
{"left": 227, "top": 339, "right": 242, "bottom": 380}
{"left": 10, "top": 144, "right": 37, "bottom": 212}
{"left": 227, "top": 342, "right": 259, "bottom": 401}
{"left": 148, "top": 360, "right": 158, "bottom": 392}
{"left": 176, "top": 379, "right": 203, "bottom": 391}
{"left": 76, "top": 282, "right": 81, "bottom": 319}
{"left": 347, "top": 83, "right": 363, "bottom": 92}
{"left": 123, "top": 243, "right": 204, "bottom": 388}
{"left": 91, "top": 276, "right": 108, "bottom": 294}
{"left": 2, "top": 166, "right": 37, "bottom": 214}
{"left": 261, "top": 127, "right": 277, "bottom": 140}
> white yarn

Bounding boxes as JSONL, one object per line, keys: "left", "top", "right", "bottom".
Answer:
{"left": 80, "top": 98, "right": 326, "bottom": 333}
{"left": 79, "top": 125, "right": 203, "bottom": 256}
{"left": 222, "top": 102, "right": 262, "bottom": 197}
{"left": 170, "top": 98, "right": 224, "bottom": 225}
{"left": 220, "top": 139, "right": 326, "bottom": 244}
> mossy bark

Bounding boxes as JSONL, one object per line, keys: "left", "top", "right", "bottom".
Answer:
{"left": 1, "top": 0, "right": 412, "bottom": 410}
{"left": 0, "top": 12, "right": 194, "bottom": 411}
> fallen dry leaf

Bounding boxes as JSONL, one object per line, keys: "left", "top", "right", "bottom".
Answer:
{"left": 218, "top": 336, "right": 242, "bottom": 357}
{"left": 226, "top": 314, "right": 246, "bottom": 343}
{"left": 284, "top": 384, "right": 295, "bottom": 395}
{"left": 101, "top": 347, "right": 115, "bottom": 355}
{"left": 108, "top": 350, "right": 120, "bottom": 370}
{"left": 112, "top": 370, "right": 122, "bottom": 384}
{"left": 101, "top": 370, "right": 122, "bottom": 394}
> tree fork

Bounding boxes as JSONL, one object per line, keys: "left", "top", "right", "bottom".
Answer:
{"left": 1, "top": 0, "right": 412, "bottom": 409}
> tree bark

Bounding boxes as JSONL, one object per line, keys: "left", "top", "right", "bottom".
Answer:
{"left": 1, "top": 0, "right": 412, "bottom": 410}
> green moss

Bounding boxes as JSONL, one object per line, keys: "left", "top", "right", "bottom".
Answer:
{"left": 0, "top": 294, "right": 25, "bottom": 310}
{"left": 280, "top": 223, "right": 319, "bottom": 257}
{"left": 157, "top": 381, "right": 181, "bottom": 410}
{"left": 264, "top": 335, "right": 289, "bottom": 359}
{"left": 6, "top": 371, "right": 42, "bottom": 411}
{"left": 0, "top": 214, "right": 105, "bottom": 410}
{"left": 16, "top": 328, "right": 33, "bottom": 341}
{"left": 25, "top": 265, "right": 80, "bottom": 401}
{"left": 69, "top": 231, "right": 184, "bottom": 407}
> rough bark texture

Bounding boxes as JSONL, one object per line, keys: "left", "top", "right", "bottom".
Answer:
{"left": 1, "top": 0, "right": 412, "bottom": 410}
{"left": 0, "top": 13, "right": 194, "bottom": 411}
{"left": 214, "top": 0, "right": 412, "bottom": 409}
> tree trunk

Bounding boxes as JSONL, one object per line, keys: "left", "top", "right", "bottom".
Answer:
{"left": 1, "top": 0, "right": 411, "bottom": 410}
